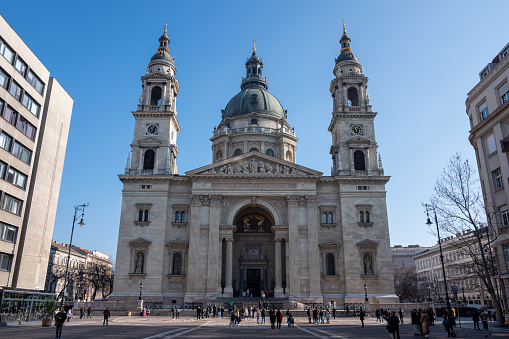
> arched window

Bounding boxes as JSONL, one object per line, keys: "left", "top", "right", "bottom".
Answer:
{"left": 234, "top": 149, "right": 243, "bottom": 157}
{"left": 322, "top": 212, "right": 327, "bottom": 224}
{"left": 150, "top": 86, "right": 162, "bottom": 105}
{"left": 181, "top": 212, "right": 186, "bottom": 222}
{"left": 360, "top": 211, "right": 364, "bottom": 223}
{"left": 328, "top": 212, "right": 333, "bottom": 224}
{"left": 365, "top": 211, "right": 370, "bottom": 223}
{"left": 326, "top": 253, "right": 335, "bottom": 275}
{"left": 172, "top": 252, "right": 182, "bottom": 275}
{"left": 249, "top": 148, "right": 259, "bottom": 152}
{"left": 347, "top": 87, "right": 359, "bottom": 106}
{"left": 143, "top": 150, "right": 155, "bottom": 170}
{"left": 265, "top": 149, "right": 274, "bottom": 157}
{"left": 285, "top": 150, "right": 293, "bottom": 162}
{"left": 354, "top": 150, "right": 365, "bottom": 170}
{"left": 175, "top": 212, "right": 180, "bottom": 223}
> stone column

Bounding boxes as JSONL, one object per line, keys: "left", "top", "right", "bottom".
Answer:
{"left": 307, "top": 196, "right": 323, "bottom": 303}
{"left": 287, "top": 196, "right": 300, "bottom": 297}
{"left": 365, "top": 147, "right": 371, "bottom": 174}
{"left": 218, "top": 238, "right": 223, "bottom": 294}
{"left": 185, "top": 196, "right": 202, "bottom": 301}
{"left": 274, "top": 238, "right": 283, "bottom": 297}
{"left": 285, "top": 239, "right": 290, "bottom": 292}
{"left": 349, "top": 147, "right": 355, "bottom": 174}
{"left": 206, "top": 195, "right": 221, "bottom": 296}
{"left": 154, "top": 147, "right": 159, "bottom": 174}
{"left": 225, "top": 238, "right": 233, "bottom": 295}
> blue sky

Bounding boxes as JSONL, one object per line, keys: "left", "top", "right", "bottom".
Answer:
{"left": 2, "top": 1, "right": 508, "bottom": 262}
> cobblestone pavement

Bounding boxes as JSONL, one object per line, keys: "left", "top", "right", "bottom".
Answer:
{"left": 0, "top": 315, "right": 507, "bottom": 338}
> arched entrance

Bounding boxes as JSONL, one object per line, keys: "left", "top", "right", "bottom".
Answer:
{"left": 231, "top": 206, "right": 275, "bottom": 298}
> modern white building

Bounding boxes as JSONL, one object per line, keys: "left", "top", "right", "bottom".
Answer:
{"left": 0, "top": 14, "right": 73, "bottom": 290}
{"left": 466, "top": 41, "right": 509, "bottom": 309}
{"left": 112, "top": 23, "right": 397, "bottom": 306}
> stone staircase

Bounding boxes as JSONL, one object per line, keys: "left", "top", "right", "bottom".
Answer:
{"left": 212, "top": 297, "right": 308, "bottom": 311}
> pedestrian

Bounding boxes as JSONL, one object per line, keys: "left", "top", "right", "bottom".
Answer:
{"left": 176, "top": 307, "right": 180, "bottom": 319}
{"left": 359, "top": 307, "right": 365, "bottom": 328}
{"left": 229, "top": 310, "right": 236, "bottom": 327}
{"left": 398, "top": 308, "right": 404, "bottom": 324}
{"left": 313, "top": 308, "right": 318, "bottom": 325}
{"left": 103, "top": 307, "right": 110, "bottom": 326}
{"left": 172, "top": 307, "right": 175, "bottom": 319}
{"left": 442, "top": 315, "right": 453, "bottom": 337}
{"left": 307, "top": 307, "right": 311, "bottom": 323}
{"left": 54, "top": 307, "right": 66, "bottom": 339}
{"left": 66, "top": 307, "right": 73, "bottom": 322}
{"left": 87, "top": 306, "right": 91, "bottom": 318}
{"left": 80, "top": 307, "right": 84, "bottom": 319}
{"left": 480, "top": 310, "right": 488, "bottom": 329}
{"left": 346, "top": 305, "right": 349, "bottom": 316}
{"left": 333, "top": 305, "right": 336, "bottom": 319}
{"left": 326, "top": 309, "right": 330, "bottom": 324}
{"left": 261, "top": 308, "right": 266, "bottom": 324}
{"left": 411, "top": 309, "right": 420, "bottom": 335}
{"left": 387, "top": 312, "right": 400, "bottom": 339}
{"left": 420, "top": 310, "right": 430, "bottom": 337}
{"left": 276, "top": 309, "right": 282, "bottom": 329}
{"left": 269, "top": 310, "right": 276, "bottom": 329}
{"left": 472, "top": 308, "right": 480, "bottom": 329}
{"left": 196, "top": 306, "right": 200, "bottom": 320}
{"left": 376, "top": 309, "right": 381, "bottom": 323}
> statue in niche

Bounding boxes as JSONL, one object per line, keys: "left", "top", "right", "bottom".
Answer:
{"left": 363, "top": 253, "right": 373, "bottom": 275}
{"left": 135, "top": 252, "right": 144, "bottom": 274}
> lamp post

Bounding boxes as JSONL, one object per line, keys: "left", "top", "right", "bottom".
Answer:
{"left": 427, "top": 283, "right": 432, "bottom": 302}
{"left": 139, "top": 282, "right": 143, "bottom": 301}
{"left": 364, "top": 283, "right": 368, "bottom": 311}
{"left": 425, "top": 204, "right": 451, "bottom": 314}
{"left": 61, "top": 203, "right": 88, "bottom": 305}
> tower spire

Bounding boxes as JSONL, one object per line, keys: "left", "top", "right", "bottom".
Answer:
{"left": 253, "top": 40, "right": 256, "bottom": 52}
{"left": 157, "top": 21, "right": 170, "bottom": 55}
{"left": 340, "top": 20, "right": 352, "bottom": 54}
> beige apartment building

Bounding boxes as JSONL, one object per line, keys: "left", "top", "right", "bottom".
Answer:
{"left": 0, "top": 15, "right": 73, "bottom": 290}
{"left": 466, "top": 41, "right": 509, "bottom": 310}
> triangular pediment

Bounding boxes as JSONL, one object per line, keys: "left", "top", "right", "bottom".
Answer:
{"left": 186, "top": 152, "right": 322, "bottom": 177}
{"left": 356, "top": 239, "right": 379, "bottom": 248}
{"left": 129, "top": 238, "right": 152, "bottom": 246}
{"left": 319, "top": 240, "right": 342, "bottom": 248}
{"left": 346, "top": 137, "right": 371, "bottom": 144}
{"left": 133, "top": 136, "right": 163, "bottom": 147}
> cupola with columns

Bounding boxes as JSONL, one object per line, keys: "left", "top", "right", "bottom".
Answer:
{"left": 125, "top": 23, "right": 180, "bottom": 175}
{"left": 210, "top": 43, "right": 298, "bottom": 164}
{"left": 328, "top": 22, "right": 384, "bottom": 176}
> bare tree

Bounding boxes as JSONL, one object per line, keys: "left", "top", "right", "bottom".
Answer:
{"left": 394, "top": 266, "right": 420, "bottom": 302}
{"left": 429, "top": 153, "right": 505, "bottom": 327}
{"left": 82, "top": 262, "right": 113, "bottom": 300}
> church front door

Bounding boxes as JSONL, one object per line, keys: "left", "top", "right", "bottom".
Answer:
{"left": 246, "top": 269, "right": 261, "bottom": 297}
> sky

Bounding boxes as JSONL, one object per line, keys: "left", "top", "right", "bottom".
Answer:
{"left": 2, "top": 0, "right": 508, "bottom": 263}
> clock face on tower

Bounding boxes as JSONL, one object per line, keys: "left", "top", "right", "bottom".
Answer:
{"left": 146, "top": 124, "right": 158, "bottom": 135}
{"left": 351, "top": 124, "right": 363, "bottom": 136}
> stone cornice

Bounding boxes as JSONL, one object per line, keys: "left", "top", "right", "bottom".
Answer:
{"left": 318, "top": 175, "right": 390, "bottom": 184}
{"left": 188, "top": 174, "right": 321, "bottom": 180}
{"left": 118, "top": 174, "right": 189, "bottom": 183}
{"left": 466, "top": 54, "right": 509, "bottom": 107}
{"left": 328, "top": 112, "right": 378, "bottom": 132}
{"left": 468, "top": 99, "right": 509, "bottom": 143}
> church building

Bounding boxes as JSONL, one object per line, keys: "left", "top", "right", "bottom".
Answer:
{"left": 112, "top": 23, "right": 397, "bottom": 306}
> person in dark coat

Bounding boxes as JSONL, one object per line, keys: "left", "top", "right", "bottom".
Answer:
{"left": 359, "top": 308, "right": 365, "bottom": 328}
{"left": 54, "top": 307, "right": 66, "bottom": 339}
{"left": 196, "top": 306, "right": 201, "bottom": 320}
{"left": 442, "top": 315, "right": 453, "bottom": 337}
{"left": 387, "top": 312, "right": 400, "bottom": 339}
{"left": 411, "top": 309, "right": 421, "bottom": 335}
{"left": 276, "top": 309, "right": 282, "bottom": 329}
{"left": 472, "top": 309, "right": 480, "bottom": 330}
{"left": 103, "top": 308, "right": 110, "bottom": 326}
{"left": 269, "top": 310, "right": 276, "bottom": 329}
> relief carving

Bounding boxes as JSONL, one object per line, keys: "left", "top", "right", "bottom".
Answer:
{"left": 201, "top": 159, "right": 311, "bottom": 175}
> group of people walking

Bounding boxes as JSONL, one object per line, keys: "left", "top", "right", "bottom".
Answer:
{"left": 306, "top": 306, "right": 334, "bottom": 324}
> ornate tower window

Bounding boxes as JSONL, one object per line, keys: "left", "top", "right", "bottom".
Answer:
{"left": 347, "top": 87, "right": 359, "bottom": 106}
{"left": 143, "top": 150, "right": 155, "bottom": 170}
{"left": 150, "top": 86, "right": 162, "bottom": 105}
{"left": 354, "top": 150, "right": 365, "bottom": 170}
{"left": 172, "top": 204, "right": 188, "bottom": 228}
{"left": 172, "top": 252, "right": 183, "bottom": 275}
{"left": 326, "top": 253, "right": 336, "bottom": 275}
{"left": 135, "top": 203, "right": 152, "bottom": 227}
{"left": 320, "top": 206, "right": 337, "bottom": 229}
{"left": 356, "top": 204, "right": 373, "bottom": 227}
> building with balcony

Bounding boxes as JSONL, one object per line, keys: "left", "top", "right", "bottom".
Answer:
{"left": 0, "top": 14, "right": 73, "bottom": 290}
{"left": 466, "top": 41, "right": 509, "bottom": 309}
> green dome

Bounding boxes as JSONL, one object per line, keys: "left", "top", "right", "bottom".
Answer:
{"left": 151, "top": 50, "right": 174, "bottom": 63}
{"left": 224, "top": 87, "right": 284, "bottom": 119}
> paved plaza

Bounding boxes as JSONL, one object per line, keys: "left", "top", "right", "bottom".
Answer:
{"left": 0, "top": 314, "right": 508, "bottom": 338}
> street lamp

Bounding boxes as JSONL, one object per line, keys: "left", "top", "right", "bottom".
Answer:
{"left": 364, "top": 283, "right": 368, "bottom": 312}
{"left": 427, "top": 283, "right": 432, "bottom": 302}
{"left": 61, "top": 203, "right": 88, "bottom": 304}
{"left": 139, "top": 282, "right": 143, "bottom": 301}
{"left": 425, "top": 204, "right": 451, "bottom": 314}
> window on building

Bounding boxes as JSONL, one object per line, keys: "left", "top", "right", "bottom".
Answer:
{"left": 0, "top": 38, "right": 14, "bottom": 63}
{"left": 175, "top": 211, "right": 179, "bottom": 222}
{"left": 328, "top": 212, "right": 333, "bottom": 223}
{"left": 14, "top": 57, "right": 27, "bottom": 76}
{"left": 143, "top": 150, "right": 155, "bottom": 170}
{"left": 326, "top": 253, "right": 335, "bottom": 275}
{"left": 322, "top": 212, "right": 327, "bottom": 224}
{"left": 17, "top": 116, "right": 36, "bottom": 141}
{"left": 3, "top": 106, "right": 18, "bottom": 125}
{"left": 360, "top": 211, "right": 364, "bottom": 223}
{"left": 9, "top": 81, "right": 22, "bottom": 101}
{"left": 12, "top": 141, "right": 32, "bottom": 164}
{"left": 487, "top": 134, "right": 497, "bottom": 154}
{"left": 479, "top": 101, "right": 489, "bottom": 121}
{"left": 7, "top": 167, "right": 27, "bottom": 189}
{"left": 249, "top": 148, "right": 259, "bottom": 152}
{"left": 22, "top": 93, "right": 40, "bottom": 117}
{"left": 0, "top": 67, "right": 8, "bottom": 88}
{"left": 0, "top": 252, "right": 12, "bottom": 271}
{"left": 150, "top": 86, "right": 162, "bottom": 105}
{"left": 265, "top": 149, "right": 274, "bottom": 157}
{"left": 502, "top": 209, "right": 509, "bottom": 227}
{"left": 1, "top": 194, "right": 22, "bottom": 215}
{"left": 27, "top": 70, "right": 44, "bottom": 94}
{"left": 138, "top": 209, "right": 149, "bottom": 222}
{"left": 234, "top": 149, "right": 242, "bottom": 157}
{"left": 504, "top": 244, "right": 509, "bottom": 262}
{"left": 0, "top": 131, "right": 13, "bottom": 152}
{"left": 347, "top": 87, "right": 359, "bottom": 106}
{"left": 0, "top": 222, "right": 17, "bottom": 243}
{"left": 493, "top": 168, "right": 503, "bottom": 190}
{"left": 499, "top": 83, "right": 509, "bottom": 105}
{"left": 181, "top": 211, "right": 185, "bottom": 222}
{"left": 354, "top": 150, "right": 366, "bottom": 170}
{"left": 0, "top": 161, "right": 6, "bottom": 179}
{"left": 365, "top": 211, "right": 370, "bottom": 222}
{"left": 251, "top": 118, "right": 258, "bottom": 124}
{"left": 172, "top": 252, "right": 182, "bottom": 274}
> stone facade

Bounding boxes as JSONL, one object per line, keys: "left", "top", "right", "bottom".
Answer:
{"left": 466, "top": 41, "right": 509, "bottom": 309}
{"left": 112, "top": 24, "right": 397, "bottom": 306}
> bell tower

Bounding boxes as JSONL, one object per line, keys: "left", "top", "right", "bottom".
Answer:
{"left": 328, "top": 23, "right": 383, "bottom": 176}
{"left": 126, "top": 23, "right": 180, "bottom": 175}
